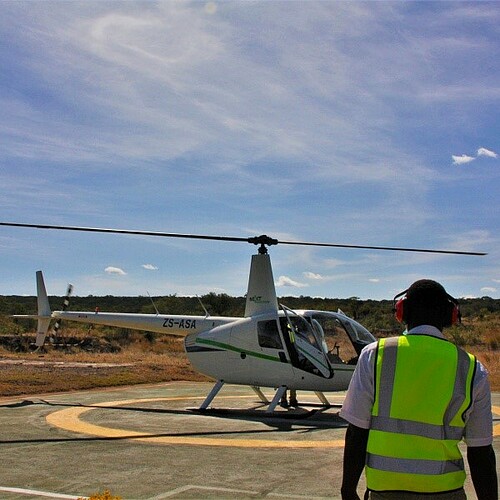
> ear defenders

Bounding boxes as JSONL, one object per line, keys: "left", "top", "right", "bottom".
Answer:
{"left": 393, "top": 289, "right": 461, "bottom": 326}
{"left": 393, "top": 290, "right": 408, "bottom": 324}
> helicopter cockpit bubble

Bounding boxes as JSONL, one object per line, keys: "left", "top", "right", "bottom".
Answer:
{"left": 303, "top": 311, "right": 375, "bottom": 365}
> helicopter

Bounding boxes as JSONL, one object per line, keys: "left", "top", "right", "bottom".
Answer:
{"left": 0, "top": 222, "right": 487, "bottom": 412}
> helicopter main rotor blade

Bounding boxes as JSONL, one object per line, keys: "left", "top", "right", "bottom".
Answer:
{"left": 276, "top": 239, "right": 487, "bottom": 256}
{"left": 0, "top": 222, "right": 250, "bottom": 243}
{"left": 0, "top": 222, "right": 487, "bottom": 256}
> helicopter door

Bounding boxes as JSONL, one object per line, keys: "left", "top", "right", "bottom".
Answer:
{"left": 280, "top": 306, "right": 333, "bottom": 378}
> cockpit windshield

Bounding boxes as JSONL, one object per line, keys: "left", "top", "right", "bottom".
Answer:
{"left": 305, "top": 311, "right": 376, "bottom": 365}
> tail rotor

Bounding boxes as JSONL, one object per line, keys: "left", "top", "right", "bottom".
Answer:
{"left": 50, "top": 283, "right": 73, "bottom": 347}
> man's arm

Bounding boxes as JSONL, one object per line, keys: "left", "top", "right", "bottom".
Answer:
{"left": 467, "top": 445, "right": 498, "bottom": 500}
{"left": 341, "top": 424, "right": 369, "bottom": 500}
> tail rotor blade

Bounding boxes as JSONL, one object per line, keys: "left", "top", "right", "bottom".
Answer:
{"left": 52, "top": 283, "right": 73, "bottom": 342}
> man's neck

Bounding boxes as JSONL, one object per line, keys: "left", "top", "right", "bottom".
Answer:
{"left": 407, "top": 324, "right": 445, "bottom": 338}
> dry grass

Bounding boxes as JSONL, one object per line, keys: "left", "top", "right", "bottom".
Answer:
{"left": 473, "top": 349, "right": 500, "bottom": 390}
{"left": 0, "top": 334, "right": 209, "bottom": 397}
{"left": 446, "top": 316, "right": 500, "bottom": 391}
{"left": 0, "top": 353, "right": 208, "bottom": 397}
{"left": 79, "top": 491, "right": 122, "bottom": 500}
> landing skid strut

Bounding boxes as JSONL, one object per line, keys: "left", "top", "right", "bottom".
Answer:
{"left": 198, "top": 381, "right": 330, "bottom": 412}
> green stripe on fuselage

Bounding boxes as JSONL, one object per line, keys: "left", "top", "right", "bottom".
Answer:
{"left": 195, "top": 338, "right": 356, "bottom": 372}
{"left": 196, "top": 338, "right": 282, "bottom": 362}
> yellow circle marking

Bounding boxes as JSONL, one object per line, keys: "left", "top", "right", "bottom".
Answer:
{"left": 46, "top": 396, "right": 346, "bottom": 448}
{"left": 46, "top": 398, "right": 500, "bottom": 448}
{"left": 492, "top": 406, "right": 500, "bottom": 437}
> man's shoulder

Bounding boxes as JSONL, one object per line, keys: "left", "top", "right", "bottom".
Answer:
{"left": 454, "top": 346, "right": 489, "bottom": 378}
{"left": 360, "top": 339, "right": 379, "bottom": 353}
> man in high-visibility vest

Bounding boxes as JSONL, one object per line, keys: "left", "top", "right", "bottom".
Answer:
{"left": 340, "top": 279, "right": 497, "bottom": 500}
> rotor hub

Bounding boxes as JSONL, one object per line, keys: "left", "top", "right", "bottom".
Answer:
{"left": 247, "top": 235, "right": 279, "bottom": 254}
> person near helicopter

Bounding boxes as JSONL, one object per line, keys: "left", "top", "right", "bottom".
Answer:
{"left": 340, "top": 279, "right": 496, "bottom": 500}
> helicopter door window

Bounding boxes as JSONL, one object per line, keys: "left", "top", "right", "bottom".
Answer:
{"left": 258, "top": 320, "right": 283, "bottom": 349}
{"left": 279, "top": 316, "right": 315, "bottom": 372}
{"left": 279, "top": 306, "right": 332, "bottom": 378}
{"left": 282, "top": 315, "right": 319, "bottom": 350}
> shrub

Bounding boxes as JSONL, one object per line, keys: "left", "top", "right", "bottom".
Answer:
{"left": 79, "top": 489, "right": 122, "bottom": 500}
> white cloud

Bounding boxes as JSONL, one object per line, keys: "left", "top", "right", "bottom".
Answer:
{"left": 480, "top": 287, "right": 497, "bottom": 295}
{"left": 275, "top": 275, "right": 308, "bottom": 288}
{"left": 452, "top": 154, "right": 475, "bottom": 165}
{"left": 368, "top": 278, "right": 380, "bottom": 283}
{"left": 452, "top": 147, "right": 498, "bottom": 165}
{"left": 303, "top": 272, "right": 325, "bottom": 280}
{"left": 142, "top": 264, "right": 158, "bottom": 270}
{"left": 477, "top": 147, "right": 498, "bottom": 158}
{"left": 105, "top": 266, "right": 127, "bottom": 276}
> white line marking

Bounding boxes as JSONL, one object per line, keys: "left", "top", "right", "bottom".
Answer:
{"left": 148, "top": 484, "right": 258, "bottom": 498}
{"left": 0, "top": 486, "right": 85, "bottom": 499}
{"left": 268, "top": 493, "right": 330, "bottom": 499}
{"left": 147, "top": 484, "right": 330, "bottom": 499}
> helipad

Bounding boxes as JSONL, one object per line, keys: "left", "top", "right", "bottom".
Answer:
{"left": 0, "top": 382, "right": 498, "bottom": 499}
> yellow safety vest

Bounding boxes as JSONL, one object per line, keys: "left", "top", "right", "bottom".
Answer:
{"left": 366, "top": 335, "right": 476, "bottom": 493}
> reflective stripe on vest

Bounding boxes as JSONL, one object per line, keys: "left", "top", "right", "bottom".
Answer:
{"left": 366, "top": 335, "right": 475, "bottom": 493}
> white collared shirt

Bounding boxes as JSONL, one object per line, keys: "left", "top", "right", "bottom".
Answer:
{"left": 339, "top": 325, "right": 493, "bottom": 446}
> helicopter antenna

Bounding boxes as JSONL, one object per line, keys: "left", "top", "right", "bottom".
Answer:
{"left": 147, "top": 292, "right": 160, "bottom": 316}
{"left": 0, "top": 222, "right": 487, "bottom": 256}
{"left": 196, "top": 295, "right": 210, "bottom": 318}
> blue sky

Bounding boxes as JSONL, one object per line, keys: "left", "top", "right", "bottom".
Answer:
{"left": 0, "top": 1, "right": 498, "bottom": 300}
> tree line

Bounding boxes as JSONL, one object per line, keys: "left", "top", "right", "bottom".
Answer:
{"left": 1, "top": 293, "right": 498, "bottom": 336}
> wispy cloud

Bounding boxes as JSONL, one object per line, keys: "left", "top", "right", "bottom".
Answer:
{"left": 142, "top": 264, "right": 158, "bottom": 271}
{"left": 303, "top": 272, "right": 325, "bottom": 281}
{"left": 105, "top": 266, "right": 127, "bottom": 276}
{"left": 0, "top": 2, "right": 498, "bottom": 299}
{"left": 275, "top": 276, "right": 308, "bottom": 288}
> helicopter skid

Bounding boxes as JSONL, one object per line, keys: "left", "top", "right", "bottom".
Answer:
{"left": 196, "top": 380, "right": 337, "bottom": 416}
{"left": 189, "top": 406, "right": 317, "bottom": 420}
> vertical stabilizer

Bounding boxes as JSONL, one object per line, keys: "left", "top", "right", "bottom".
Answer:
{"left": 244, "top": 253, "right": 278, "bottom": 317}
{"left": 36, "top": 271, "right": 51, "bottom": 316}
{"left": 35, "top": 271, "right": 51, "bottom": 347}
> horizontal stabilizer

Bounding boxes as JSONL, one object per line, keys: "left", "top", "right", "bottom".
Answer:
{"left": 12, "top": 314, "right": 52, "bottom": 320}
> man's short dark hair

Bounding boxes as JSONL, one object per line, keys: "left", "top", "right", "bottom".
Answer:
{"left": 405, "top": 279, "right": 455, "bottom": 329}
{"left": 406, "top": 279, "right": 449, "bottom": 308}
